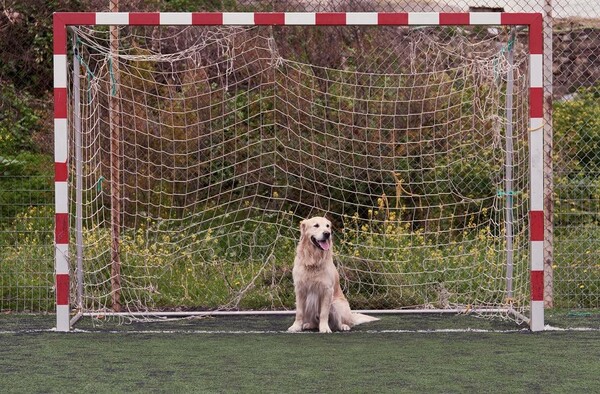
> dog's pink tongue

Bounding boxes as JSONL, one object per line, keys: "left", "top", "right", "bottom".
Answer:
{"left": 319, "top": 239, "right": 331, "bottom": 251}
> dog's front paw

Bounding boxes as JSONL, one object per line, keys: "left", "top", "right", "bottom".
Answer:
{"left": 288, "top": 322, "right": 303, "bottom": 332}
{"left": 340, "top": 324, "right": 351, "bottom": 331}
{"left": 319, "top": 324, "right": 332, "bottom": 333}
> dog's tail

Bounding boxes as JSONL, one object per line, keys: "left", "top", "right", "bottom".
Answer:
{"left": 351, "top": 313, "right": 379, "bottom": 326}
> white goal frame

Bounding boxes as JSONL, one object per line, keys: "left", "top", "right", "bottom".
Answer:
{"left": 53, "top": 11, "right": 545, "bottom": 332}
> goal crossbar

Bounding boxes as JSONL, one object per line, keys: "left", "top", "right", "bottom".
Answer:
{"left": 53, "top": 11, "right": 545, "bottom": 332}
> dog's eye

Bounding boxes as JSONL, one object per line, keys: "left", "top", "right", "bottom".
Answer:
{"left": 314, "top": 224, "right": 319, "bottom": 228}
{"left": 326, "top": 224, "right": 330, "bottom": 228}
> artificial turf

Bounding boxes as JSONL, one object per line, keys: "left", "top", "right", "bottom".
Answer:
{"left": 1, "top": 313, "right": 599, "bottom": 393}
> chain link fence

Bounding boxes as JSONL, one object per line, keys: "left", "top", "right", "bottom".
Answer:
{"left": 0, "top": 0, "right": 598, "bottom": 312}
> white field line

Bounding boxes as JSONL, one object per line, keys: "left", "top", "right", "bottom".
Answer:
{"left": 543, "top": 325, "right": 600, "bottom": 331}
{"left": 1, "top": 326, "right": 599, "bottom": 334}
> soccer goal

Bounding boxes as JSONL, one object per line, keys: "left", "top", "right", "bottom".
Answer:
{"left": 53, "top": 12, "right": 544, "bottom": 331}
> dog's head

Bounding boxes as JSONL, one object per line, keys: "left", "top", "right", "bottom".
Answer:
{"left": 300, "top": 216, "right": 333, "bottom": 252}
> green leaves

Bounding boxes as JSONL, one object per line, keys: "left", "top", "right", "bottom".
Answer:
{"left": 0, "top": 83, "right": 41, "bottom": 152}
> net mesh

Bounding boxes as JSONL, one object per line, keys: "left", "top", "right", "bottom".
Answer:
{"left": 68, "top": 24, "right": 531, "bottom": 321}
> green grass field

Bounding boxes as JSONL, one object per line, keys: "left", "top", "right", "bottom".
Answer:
{"left": 1, "top": 312, "right": 599, "bottom": 393}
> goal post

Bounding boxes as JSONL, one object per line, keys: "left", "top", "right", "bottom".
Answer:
{"left": 53, "top": 11, "right": 545, "bottom": 332}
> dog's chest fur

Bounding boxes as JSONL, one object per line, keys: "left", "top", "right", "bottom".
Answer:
{"left": 293, "top": 255, "right": 336, "bottom": 289}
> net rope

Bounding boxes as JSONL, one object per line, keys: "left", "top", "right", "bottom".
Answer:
{"left": 68, "top": 24, "right": 531, "bottom": 322}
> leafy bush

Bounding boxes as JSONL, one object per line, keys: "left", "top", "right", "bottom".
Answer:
{"left": 554, "top": 86, "right": 600, "bottom": 226}
{"left": 79, "top": 25, "right": 513, "bottom": 230}
{"left": 63, "top": 206, "right": 527, "bottom": 311}
{"left": 554, "top": 85, "right": 600, "bottom": 175}
{"left": 0, "top": 0, "right": 84, "bottom": 95}
{"left": 0, "top": 83, "right": 41, "bottom": 152}
{"left": 0, "top": 205, "right": 54, "bottom": 311}
{"left": 0, "top": 152, "right": 53, "bottom": 229}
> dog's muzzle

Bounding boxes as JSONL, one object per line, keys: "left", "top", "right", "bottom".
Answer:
{"left": 311, "top": 232, "right": 331, "bottom": 251}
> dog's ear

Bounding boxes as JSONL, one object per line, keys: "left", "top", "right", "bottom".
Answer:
{"left": 299, "top": 220, "right": 307, "bottom": 241}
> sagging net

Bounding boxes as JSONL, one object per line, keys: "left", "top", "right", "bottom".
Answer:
{"left": 68, "top": 23, "right": 531, "bottom": 321}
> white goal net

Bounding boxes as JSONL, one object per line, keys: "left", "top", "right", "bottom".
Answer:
{"left": 68, "top": 22, "right": 531, "bottom": 322}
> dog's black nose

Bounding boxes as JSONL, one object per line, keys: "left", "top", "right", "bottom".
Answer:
{"left": 323, "top": 231, "right": 330, "bottom": 239}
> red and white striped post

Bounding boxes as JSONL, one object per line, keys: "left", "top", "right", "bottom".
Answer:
{"left": 53, "top": 13, "right": 70, "bottom": 332}
{"left": 523, "top": 13, "right": 546, "bottom": 332}
{"left": 53, "top": 11, "right": 545, "bottom": 331}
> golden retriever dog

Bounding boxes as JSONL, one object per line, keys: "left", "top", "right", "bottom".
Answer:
{"left": 288, "top": 216, "right": 379, "bottom": 333}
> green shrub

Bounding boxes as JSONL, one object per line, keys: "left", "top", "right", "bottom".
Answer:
{"left": 63, "top": 206, "right": 527, "bottom": 311}
{"left": 0, "top": 83, "right": 41, "bottom": 152}
{"left": 0, "top": 152, "right": 53, "bottom": 229}
{"left": 554, "top": 86, "right": 600, "bottom": 226}
{"left": 554, "top": 85, "right": 600, "bottom": 174}
{"left": 0, "top": 205, "right": 54, "bottom": 311}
